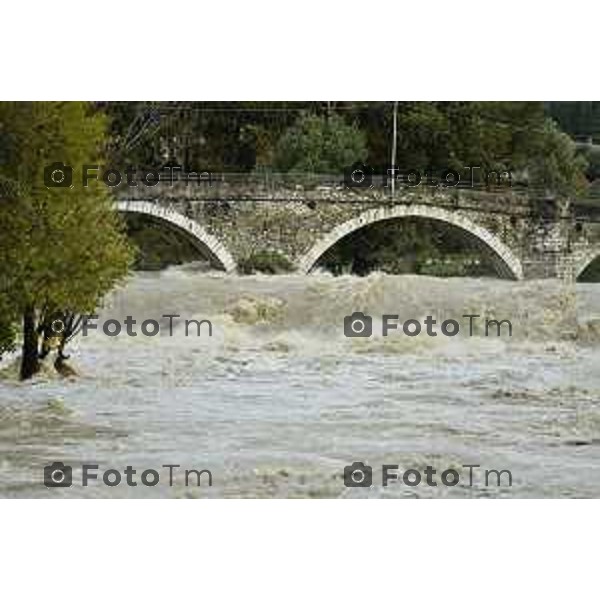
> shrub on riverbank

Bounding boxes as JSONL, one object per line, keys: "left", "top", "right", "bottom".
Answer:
{"left": 238, "top": 251, "right": 295, "bottom": 275}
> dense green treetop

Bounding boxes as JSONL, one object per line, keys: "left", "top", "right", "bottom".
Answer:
{"left": 102, "top": 101, "right": 588, "bottom": 196}
{"left": 0, "top": 102, "right": 133, "bottom": 313}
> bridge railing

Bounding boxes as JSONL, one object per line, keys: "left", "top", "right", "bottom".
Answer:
{"left": 152, "top": 169, "right": 532, "bottom": 195}
{"left": 117, "top": 169, "right": 600, "bottom": 217}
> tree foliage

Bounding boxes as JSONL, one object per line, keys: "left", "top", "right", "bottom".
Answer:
{"left": 527, "top": 119, "right": 588, "bottom": 196}
{"left": 273, "top": 112, "right": 368, "bottom": 173}
{"left": 102, "top": 101, "right": 587, "bottom": 196}
{"left": 0, "top": 102, "right": 133, "bottom": 378}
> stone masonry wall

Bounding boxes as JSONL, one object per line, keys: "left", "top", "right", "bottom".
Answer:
{"left": 117, "top": 182, "right": 599, "bottom": 279}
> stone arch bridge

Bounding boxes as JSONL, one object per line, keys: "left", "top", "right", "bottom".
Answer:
{"left": 116, "top": 178, "right": 600, "bottom": 281}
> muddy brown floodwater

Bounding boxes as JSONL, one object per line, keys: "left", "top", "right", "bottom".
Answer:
{"left": 1, "top": 268, "right": 599, "bottom": 497}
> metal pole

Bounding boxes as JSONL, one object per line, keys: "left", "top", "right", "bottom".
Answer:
{"left": 391, "top": 101, "right": 398, "bottom": 196}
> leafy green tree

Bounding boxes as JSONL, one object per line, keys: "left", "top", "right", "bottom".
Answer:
{"left": 0, "top": 102, "right": 133, "bottom": 379}
{"left": 273, "top": 112, "right": 367, "bottom": 173}
{"left": 341, "top": 101, "right": 545, "bottom": 171}
{"left": 344, "top": 101, "right": 587, "bottom": 195}
{"left": 527, "top": 119, "right": 589, "bottom": 197}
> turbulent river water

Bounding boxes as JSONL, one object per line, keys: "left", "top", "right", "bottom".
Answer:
{"left": 1, "top": 267, "right": 599, "bottom": 498}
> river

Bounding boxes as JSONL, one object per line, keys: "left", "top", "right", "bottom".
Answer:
{"left": 1, "top": 267, "right": 599, "bottom": 498}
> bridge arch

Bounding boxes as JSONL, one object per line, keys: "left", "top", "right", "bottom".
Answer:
{"left": 115, "top": 200, "right": 236, "bottom": 273}
{"left": 575, "top": 246, "right": 600, "bottom": 280}
{"left": 297, "top": 204, "right": 524, "bottom": 279}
